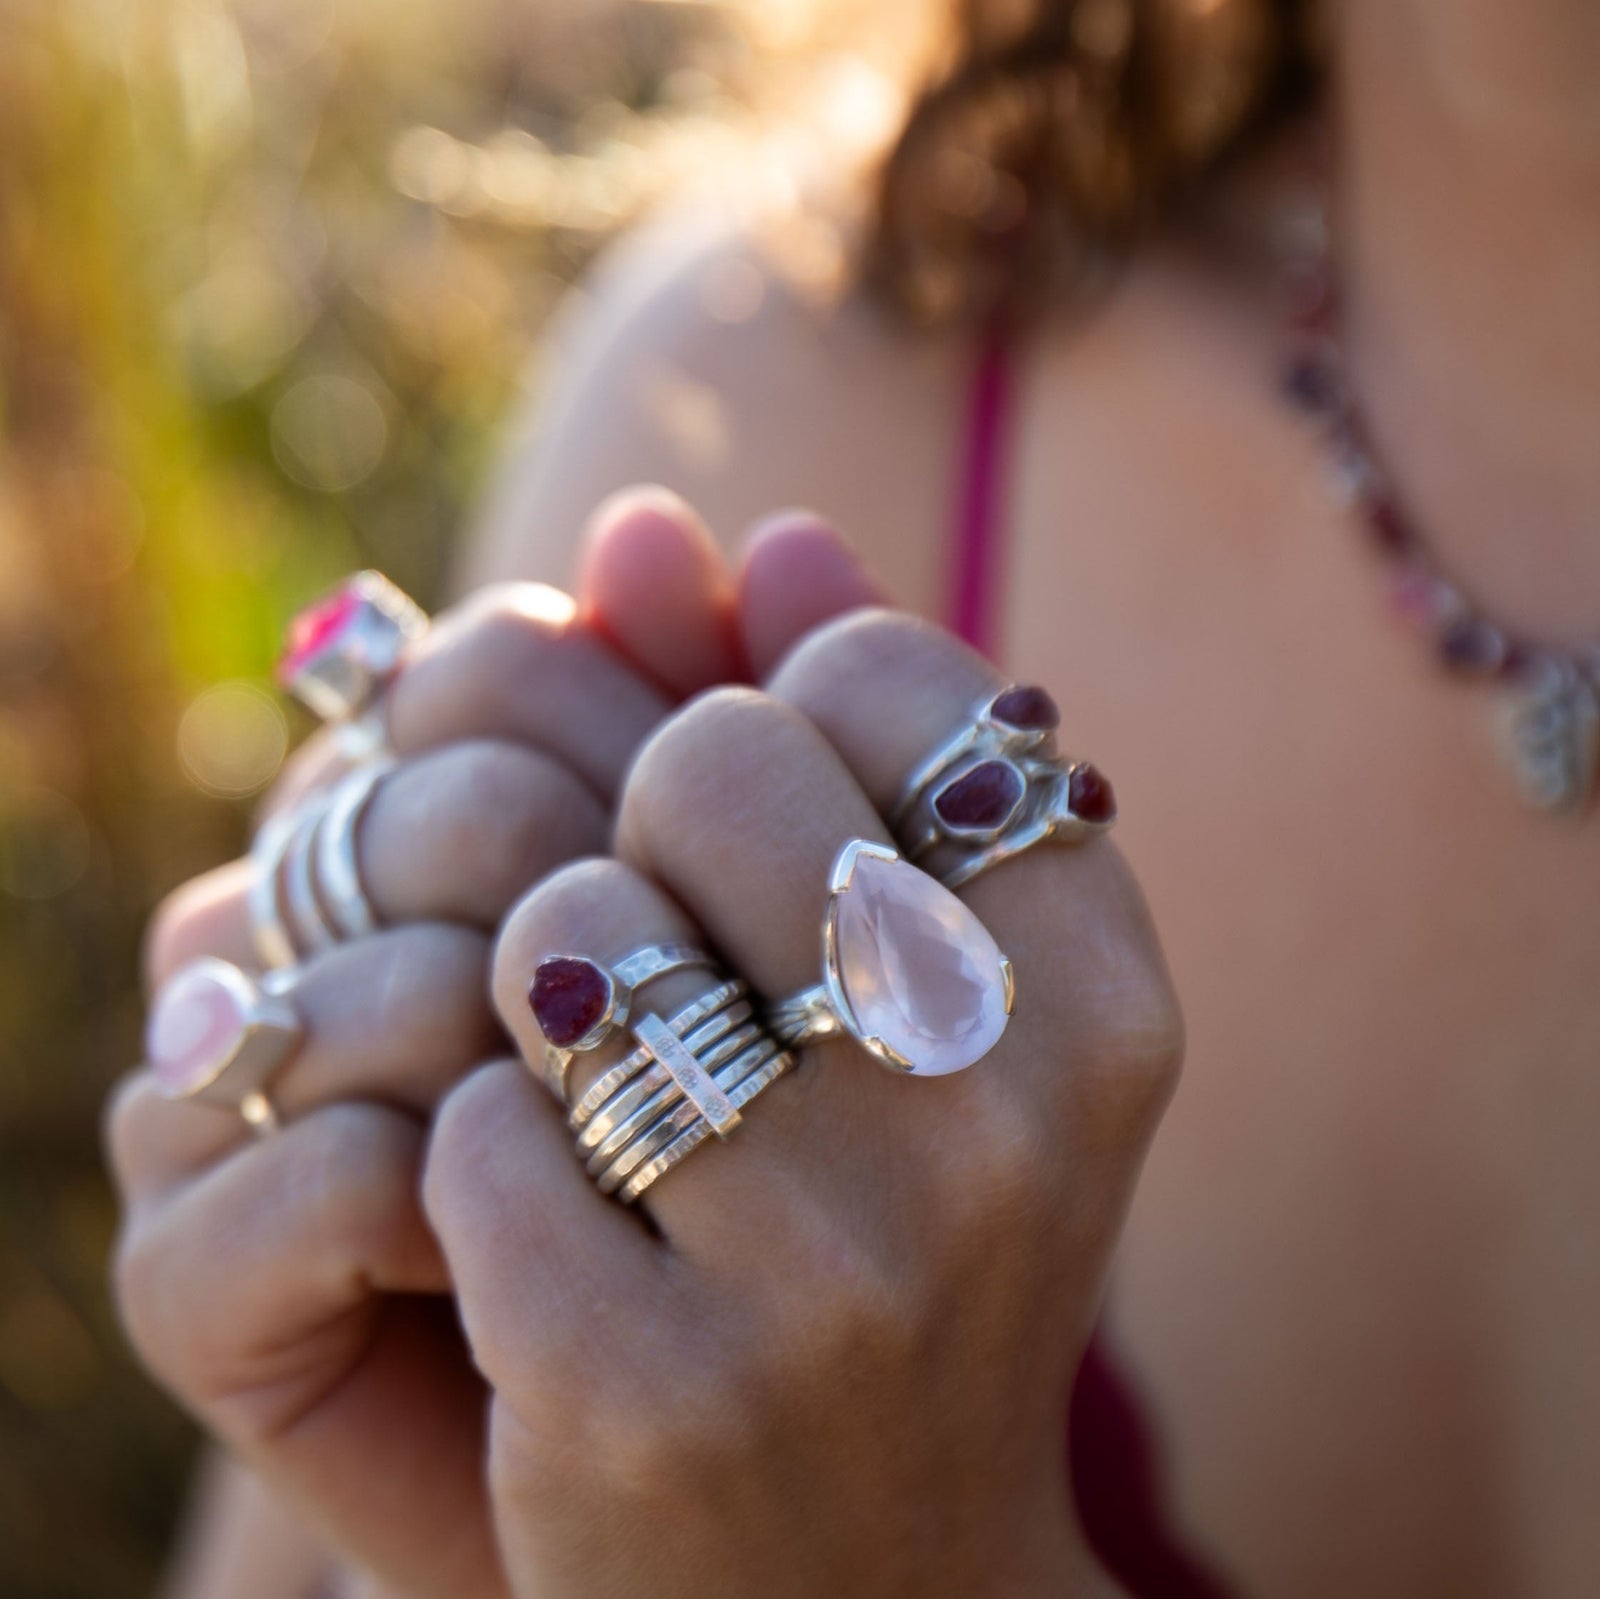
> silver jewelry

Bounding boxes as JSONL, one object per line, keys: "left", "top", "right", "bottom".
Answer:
{"left": 766, "top": 838, "right": 1015, "bottom": 1077}
{"left": 315, "top": 760, "right": 394, "bottom": 940}
{"left": 568, "top": 981, "right": 748, "bottom": 1129}
{"left": 277, "top": 571, "right": 427, "bottom": 723}
{"left": 282, "top": 804, "right": 339, "bottom": 958}
{"left": 529, "top": 944, "right": 722, "bottom": 1102}
{"left": 248, "top": 805, "right": 308, "bottom": 971}
{"left": 614, "top": 1047, "right": 796, "bottom": 1205}
{"left": 147, "top": 959, "right": 302, "bottom": 1135}
{"left": 888, "top": 684, "right": 1116, "bottom": 888}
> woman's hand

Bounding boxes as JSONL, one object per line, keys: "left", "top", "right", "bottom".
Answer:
{"left": 106, "top": 493, "right": 749, "bottom": 1597}
{"left": 424, "top": 601, "right": 1182, "bottom": 1598}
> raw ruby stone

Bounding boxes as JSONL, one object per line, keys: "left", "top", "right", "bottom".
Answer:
{"left": 530, "top": 957, "right": 611, "bottom": 1047}
{"left": 934, "top": 760, "right": 1025, "bottom": 832}
{"left": 1068, "top": 763, "right": 1117, "bottom": 825}
{"left": 990, "top": 685, "right": 1059, "bottom": 732}
{"left": 278, "top": 584, "right": 361, "bottom": 683}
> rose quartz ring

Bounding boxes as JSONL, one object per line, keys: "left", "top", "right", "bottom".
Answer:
{"left": 277, "top": 571, "right": 427, "bottom": 724}
{"left": 890, "top": 685, "right": 1116, "bottom": 892}
{"left": 767, "top": 839, "right": 1014, "bottom": 1076}
{"left": 145, "top": 959, "right": 302, "bottom": 1133}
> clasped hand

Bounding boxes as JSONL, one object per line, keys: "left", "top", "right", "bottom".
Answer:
{"left": 108, "top": 492, "right": 1180, "bottom": 1599}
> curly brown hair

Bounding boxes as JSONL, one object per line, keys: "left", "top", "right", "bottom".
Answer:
{"left": 869, "top": 0, "right": 1320, "bottom": 324}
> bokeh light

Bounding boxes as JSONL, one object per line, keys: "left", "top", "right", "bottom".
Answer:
{"left": 177, "top": 682, "right": 290, "bottom": 798}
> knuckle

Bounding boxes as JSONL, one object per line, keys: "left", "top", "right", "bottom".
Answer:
{"left": 110, "top": 1219, "right": 175, "bottom": 1377}
{"left": 491, "top": 856, "right": 633, "bottom": 997}
{"left": 770, "top": 606, "right": 964, "bottom": 700}
{"left": 933, "top": 1088, "right": 1069, "bottom": 1235}
{"left": 619, "top": 686, "right": 815, "bottom": 844}
{"left": 366, "top": 925, "right": 497, "bottom": 1056}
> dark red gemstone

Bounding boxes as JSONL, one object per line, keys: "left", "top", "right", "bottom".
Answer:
{"left": 1067, "top": 763, "right": 1117, "bottom": 825}
{"left": 529, "top": 957, "right": 611, "bottom": 1047}
{"left": 1438, "top": 616, "right": 1505, "bottom": 674}
{"left": 1365, "top": 495, "right": 1413, "bottom": 554}
{"left": 990, "top": 685, "right": 1059, "bottom": 732}
{"left": 934, "top": 760, "right": 1025, "bottom": 832}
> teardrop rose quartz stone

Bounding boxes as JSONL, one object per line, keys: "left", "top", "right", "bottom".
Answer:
{"left": 833, "top": 850, "right": 1010, "bottom": 1075}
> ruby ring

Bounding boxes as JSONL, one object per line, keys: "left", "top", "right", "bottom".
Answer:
{"left": 277, "top": 570, "right": 428, "bottom": 724}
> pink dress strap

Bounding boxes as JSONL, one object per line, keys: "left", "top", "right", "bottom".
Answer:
{"left": 943, "top": 328, "right": 1232, "bottom": 1599}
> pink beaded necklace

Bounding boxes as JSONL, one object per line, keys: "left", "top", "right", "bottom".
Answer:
{"left": 1275, "top": 180, "right": 1599, "bottom": 814}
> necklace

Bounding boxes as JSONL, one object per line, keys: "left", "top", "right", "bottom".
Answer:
{"left": 1274, "top": 184, "right": 1600, "bottom": 815}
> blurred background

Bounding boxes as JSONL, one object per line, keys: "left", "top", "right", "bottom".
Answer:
{"left": 0, "top": 1, "right": 917, "bottom": 1592}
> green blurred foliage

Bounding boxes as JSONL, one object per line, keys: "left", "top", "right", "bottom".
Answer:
{"left": 0, "top": 1, "right": 776, "bottom": 1591}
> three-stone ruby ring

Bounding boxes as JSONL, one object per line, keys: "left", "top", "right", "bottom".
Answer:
{"left": 889, "top": 684, "right": 1117, "bottom": 892}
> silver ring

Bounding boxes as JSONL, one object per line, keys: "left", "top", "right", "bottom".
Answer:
{"left": 592, "top": 1034, "right": 785, "bottom": 1196}
{"left": 277, "top": 571, "right": 428, "bottom": 723}
{"left": 887, "top": 684, "right": 1062, "bottom": 834}
{"left": 248, "top": 806, "right": 306, "bottom": 971}
{"left": 529, "top": 944, "right": 722, "bottom": 1102}
{"left": 888, "top": 683, "right": 1115, "bottom": 887}
{"left": 146, "top": 959, "right": 303, "bottom": 1135}
{"left": 282, "top": 803, "right": 340, "bottom": 958}
{"left": 568, "top": 981, "right": 748, "bottom": 1129}
{"left": 316, "top": 760, "right": 394, "bottom": 941}
{"left": 614, "top": 1048, "right": 796, "bottom": 1205}
{"left": 766, "top": 838, "right": 1014, "bottom": 1077}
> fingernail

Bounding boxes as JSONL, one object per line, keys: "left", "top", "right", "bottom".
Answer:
{"left": 146, "top": 961, "right": 252, "bottom": 1097}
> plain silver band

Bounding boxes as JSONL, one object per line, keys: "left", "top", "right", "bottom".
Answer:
{"left": 568, "top": 982, "right": 748, "bottom": 1127}
{"left": 283, "top": 803, "right": 340, "bottom": 957}
{"left": 615, "top": 1049, "right": 796, "bottom": 1204}
{"left": 316, "top": 760, "right": 395, "bottom": 941}
{"left": 249, "top": 808, "right": 305, "bottom": 971}
{"left": 593, "top": 1038, "right": 785, "bottom": 1196}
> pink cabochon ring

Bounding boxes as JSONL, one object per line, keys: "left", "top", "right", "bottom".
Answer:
{"left": 276, "top": 570, "right": 428, "bottom": 726}
{"left": 145, "top": 958, "right": 303, "bottom": 1135}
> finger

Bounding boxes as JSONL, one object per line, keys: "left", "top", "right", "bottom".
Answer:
{"left": 490, "top": 855, "right": 783, "bottom": 1239}
{"left": 114, "top": 924, "right": 501, "bottom": 1195}
{"left": 145, "top": 741, "right": 609, "bottom": 990}
{"left": 145, "top": 860, "right": 261, "bottom": 995}
{"left": 737, "top": 512, "right": 889, "bottom": 679}
{"left": 384, "top": 582, "right": 670, "bottom": 801}
{"left": 764, "top": 606, "right": 1183, "bottom": 1106}
{"left": 613, "top": 690, "right": 935, "bottom": 1250}
{"left": 577, "top": 487, "right": 745, "bottom": 695}
{"left": 115, "top": 1103, "right": 502, "bottom": 1599}
{"left": 424, "top": 1057, "right": 669, "bottom": 1411}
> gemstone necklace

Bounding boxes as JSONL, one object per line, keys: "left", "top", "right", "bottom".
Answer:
{"left": 1274, "top": 179, "right": 1600, "bottom": 814}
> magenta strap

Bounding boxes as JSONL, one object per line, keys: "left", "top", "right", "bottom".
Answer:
{"left": 944, "top": 329, "right": 1015, "bottom": 653}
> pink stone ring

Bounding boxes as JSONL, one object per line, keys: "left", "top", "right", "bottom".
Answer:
{"left": 766, "top": 839, "right": 1015, "bottom": 1077}
{"left": 889, "top": 685, "right": 1117, "bottom": 891}
{"left": 145, "top": 959, "right": 302, "bottom": 1134}
{"left": 277, "top": 571, "right": 428, "bottom": 723}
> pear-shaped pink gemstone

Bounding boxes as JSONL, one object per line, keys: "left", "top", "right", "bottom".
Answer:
{"left": 833, "top": 851, "right": 1010, "bottom": 1076}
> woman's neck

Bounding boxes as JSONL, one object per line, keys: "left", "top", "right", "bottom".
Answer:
{"left": 1334, "top": 0, "right": 1600, "bottom": 638}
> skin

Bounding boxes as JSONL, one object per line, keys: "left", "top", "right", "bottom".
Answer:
{"left": 116, "top": 0, "right": 1600, "bottom": 1592}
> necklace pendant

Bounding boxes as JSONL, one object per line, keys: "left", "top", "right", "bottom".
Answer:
{"left": 1500, "top": 662, "right": 1599, "bottom": 813}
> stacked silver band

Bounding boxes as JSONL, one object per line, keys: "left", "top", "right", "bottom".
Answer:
{"left": 249, "top": 760, "right": 393, "bottom": 969}
{"left": 565, "top": 979, "right": 793, "bottom": 1204}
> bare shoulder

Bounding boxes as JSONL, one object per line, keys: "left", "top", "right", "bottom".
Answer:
{"left": 458, "top": 202, "right": 969, "bottom": 598}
